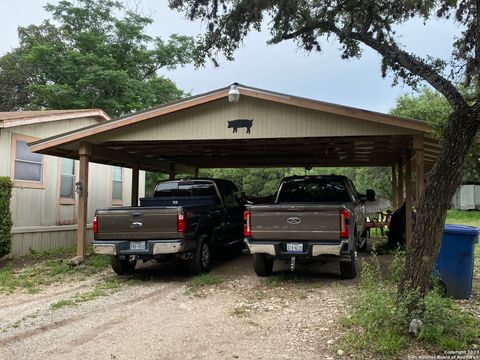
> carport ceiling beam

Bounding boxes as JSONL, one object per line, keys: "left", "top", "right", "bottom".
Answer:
{"left": 91, "top": 144, "right": 168, "bottom": 170}
{"left": 91, "top": 144, "right": 194, "bottom": 173}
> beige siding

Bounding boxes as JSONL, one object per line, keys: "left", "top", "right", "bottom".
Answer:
{"left": 0, "top": 116, "right": 146, "bottom": 256}
{"left": 11, "top": 227, "right": 94, "bottom": 256}
{"left": 9, "top": 116, "right": 100, "bottom": 139}
{"left": 93, "top": 97, "right": 420, "bottom": 143}
{"left": 0, "top": 129, "right": 10, "bottom": 175}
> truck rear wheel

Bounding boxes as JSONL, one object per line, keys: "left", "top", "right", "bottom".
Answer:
{"left": 110, "top": 256, "right": 136, "bottom": 275}
{"left": 252, "top": 254, "right": 274, "bottom": 277}
{"left": 340, "top": 250, "right": 357, "bottom": 279}
{"left": 188, "top": 234, "right": 211, "bottom": 274}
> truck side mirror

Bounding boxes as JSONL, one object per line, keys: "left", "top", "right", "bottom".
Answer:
{"left": 366, "top": 189, "right": 376, "bottom": 202}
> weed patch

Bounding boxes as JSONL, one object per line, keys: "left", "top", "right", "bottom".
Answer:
{"left": 50, "top": 279, "right": 120, "bottom": 310}
{"left": 0, "top": 246, "right": 111, "bottom": 293}
{"left": 339, "top": 252, "right": 480, "bottom": 358}
{"left": 264, "top": 273, "right": 316, "bottom": 288}
{"left": 185, "top": 273, "right": 224, "bottom": 296}
{"left": 190, "top": 273, "right": 224, "bottom": 287}
{"left": 231, "top": 306, "right": 250, "bottom": 318}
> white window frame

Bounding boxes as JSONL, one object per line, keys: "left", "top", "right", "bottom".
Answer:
{"left": 10, "top": 133, "right": 45, "bottom": 189}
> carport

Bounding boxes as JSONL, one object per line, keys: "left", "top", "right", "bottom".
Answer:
{"left": 30, "top": 84, "right": 441, "bottom": 259}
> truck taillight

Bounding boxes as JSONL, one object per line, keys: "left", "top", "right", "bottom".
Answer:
{"left": 177, "top": 209, "right": 185, "bottom": 233}
{"left": 340, "top": 210, "right": 350, "bottom": 238}
{"left": 93, "top": 215, "right": 98, "bottom": 234}
{"left": 244, "top": 210, "right": 251, "bottom": 237}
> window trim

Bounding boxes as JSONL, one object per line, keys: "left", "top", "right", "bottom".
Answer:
{"left": 10, "top": 133, "right": 46, "bottom": 189}
{"left": 111, "top": 166, "right": 124, "bottom": 206}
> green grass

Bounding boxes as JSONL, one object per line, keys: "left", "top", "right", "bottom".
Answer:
{"left": 190, "top": 273, "right": 224, "bottom": 287}
{"left": 446, "top": 210, "right": 480, "bottom": 227}
{"left": 0, "top": 246, "right": 111, "bottom": 294}
{"left": 50, "top": 278, "right": 120, "bottom": 310}
{"left": 50, "top": 299, "right": 77, "bottom": 310}
{"left": 338, "top": 253, "right": 480, "bottom": 358}
{"left": 264, "top": 273, "right": 320, "bottom": 288}
{"left": 185, "top": 273, "right": 225, "bottom": 296}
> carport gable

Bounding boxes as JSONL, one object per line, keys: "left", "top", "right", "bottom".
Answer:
{"left": 30, "top": 84, "right": 430, "bottom": 151}
{"left": 89, "top": 96, "right": 423, "bottom": 143}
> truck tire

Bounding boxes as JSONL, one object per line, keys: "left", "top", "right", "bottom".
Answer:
{"left": 110, "top": 256, "right": 136, "bottom": 275}
{"left": 188, "top": 234, "right": 211, "bottom": 274}
{"left": 252, "top": 254, "right": 274, "bottom": 277}
{"left": 340, "top": 250, "right": 357, "bottom": 279}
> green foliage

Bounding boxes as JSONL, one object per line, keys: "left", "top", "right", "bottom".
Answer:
{"left": 145, "top": 172, "right": 169, "bottom": 197}
{"left": 390, "top": 88, "right": 452, "bottom": 138}
{"left": 419, "top": 290, "right": 480, "bottom": 350}
{"left": 0, "top": 0, "right": 193, "bottom": 116}
{"left": 390, "top": 88, "right": 480, "bottom": 182}
{"left": 198, "top": 167, "right": 392, "bottom": 199}
{"left": 340, "top": 253, "right": 480, "bottom": 357}
{"left": 340, "top": 255, "right": 408, "bottom": 357}
{"left": 0, "top": 177, "right": 13, "bottom": 258}
{"left": 388, "top": 248, "right": 406, "bottom": 284}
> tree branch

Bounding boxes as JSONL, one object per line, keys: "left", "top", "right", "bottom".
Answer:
{"left": 281, "top": 21, "right": 468, "bottom": 111}
{"left": 350, "top": 31, "right": 468, "bottom": 110}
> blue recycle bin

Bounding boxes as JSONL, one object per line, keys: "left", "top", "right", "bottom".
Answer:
{"left": 434, "top": 224, "right": 479, "bottom": 299}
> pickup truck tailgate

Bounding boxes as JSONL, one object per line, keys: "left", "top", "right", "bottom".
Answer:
{"left": 95, "top": 207, "right": 178, "bottom": 240}
{"left": 250, "top": 204, "right": 341, "bottom": 241}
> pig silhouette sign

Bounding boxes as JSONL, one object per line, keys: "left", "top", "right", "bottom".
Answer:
{"left": 227, "top": 119, "right": 253, "bottom": 134}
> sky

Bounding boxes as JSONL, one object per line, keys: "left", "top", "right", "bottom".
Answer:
{"left": 0, "top": 0, "right": 461, "bottom": 113}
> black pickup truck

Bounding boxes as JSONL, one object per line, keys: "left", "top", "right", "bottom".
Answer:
{"left": 92, "top": 179, "right": 245, "bottom": 275}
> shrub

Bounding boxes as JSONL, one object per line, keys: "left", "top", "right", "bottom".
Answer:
{"left": 0, "top": 177, "right": 13, "bottom": 258}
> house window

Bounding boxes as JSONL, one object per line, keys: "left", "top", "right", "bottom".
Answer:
{"left": 112, "top": 166, "right": 123, "bottom": 203}
{"left": 60, "top": 158, "right": 75, "bottom": 200}
{"left": 11, "top": 134, "right": 44, "bottom": 188}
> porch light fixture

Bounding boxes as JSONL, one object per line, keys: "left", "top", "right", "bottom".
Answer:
{"left": 228, "top": 84, "right": 240, "bottom": 103}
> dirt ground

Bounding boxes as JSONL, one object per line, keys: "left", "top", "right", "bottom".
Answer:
{"left": 0, "top": 251, "right": 360, "bottom": 360}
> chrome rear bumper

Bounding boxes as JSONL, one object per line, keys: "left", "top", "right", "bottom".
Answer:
{"left": 245, "top": 239, "right": 348, "bottom": 257}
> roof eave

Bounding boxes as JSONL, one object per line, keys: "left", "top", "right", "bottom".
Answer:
{"left": 0, "top": 109, "right": 110, "bottom": 129}
{"left": 30, "top": 83, "right": 434, "bottom": 153}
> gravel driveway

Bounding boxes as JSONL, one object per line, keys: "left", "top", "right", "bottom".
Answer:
{"left": 0, "top": 252, "right": 357, "bottom": 360}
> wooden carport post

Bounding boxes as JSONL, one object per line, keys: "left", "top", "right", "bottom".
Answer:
{"left": 77, "top": 142, "right": 91, "bottom": 260}
{"left": 131, "top": 164, "right": 139, "bottom": 207}
{"left": 391, "top": 165, "right": 398, "bottom": 209}
{"left": 169, "top": 163, "right": 175, "bottom": 180}
{"left": 396, "top": 159, "right": 404, "bottom": 206}
{"left": 414, "top": 135, "right": 425, "bottom": 205}
{"left": 405, "top": 150, "right": 413, "bottom": 247}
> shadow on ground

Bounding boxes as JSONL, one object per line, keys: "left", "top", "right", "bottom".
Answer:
{"left": 124, "top": 241, "right": 383, "bottom": 288}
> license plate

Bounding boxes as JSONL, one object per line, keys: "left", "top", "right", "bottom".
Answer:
{"left": 286, "top": 242, "right": 303, "bottom": 253}
{"left": 130, "top": 241, "right": 146, "bottom": 251}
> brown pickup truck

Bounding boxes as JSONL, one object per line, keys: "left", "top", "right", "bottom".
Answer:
{"left": 92, "top": 179, "right": 244, "bottom": 275}
{"left": 244, "top": 175, "right": 374, "bottom": 279}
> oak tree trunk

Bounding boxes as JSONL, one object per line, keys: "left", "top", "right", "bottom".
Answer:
{"left": 398, "top": 107, "right": 479, "bottom": 311}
